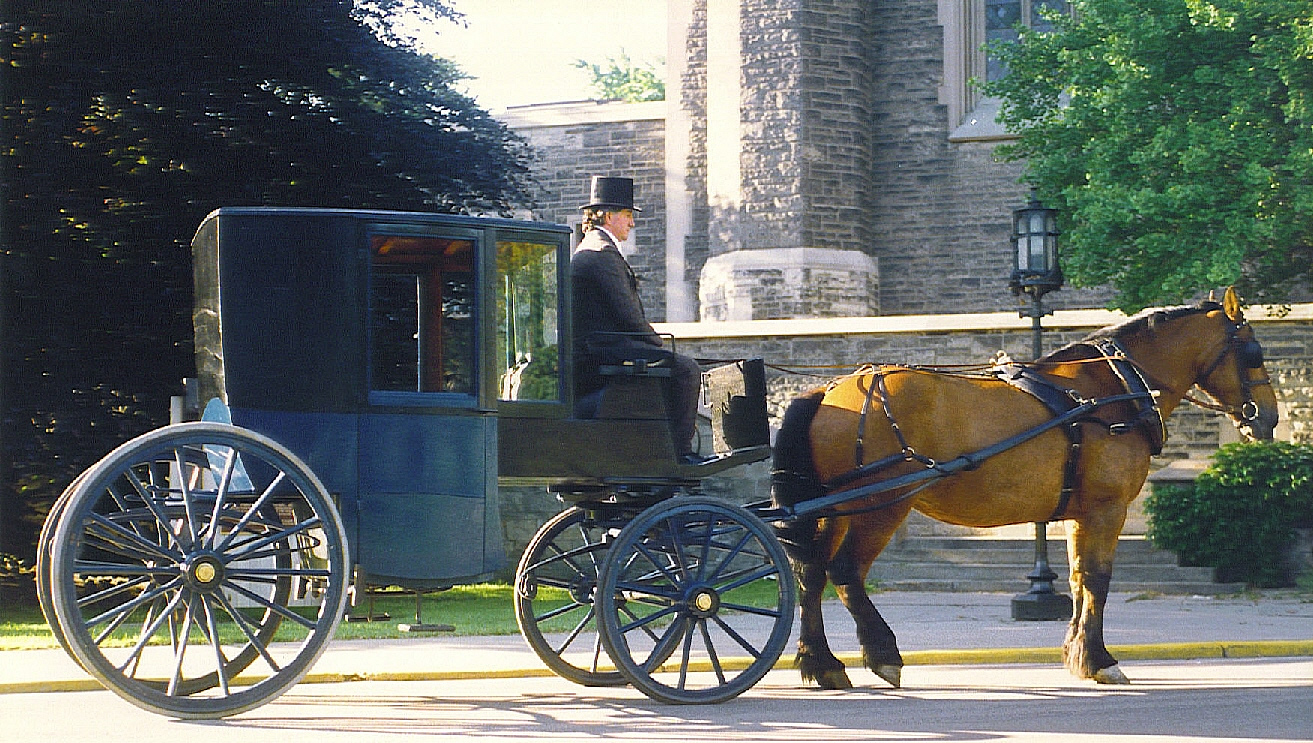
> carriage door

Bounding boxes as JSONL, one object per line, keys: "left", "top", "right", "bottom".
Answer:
{"left": 357, "top": 224, "right": 505, "bottom": 585}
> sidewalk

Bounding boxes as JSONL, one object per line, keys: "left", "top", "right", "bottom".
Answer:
{"left": 5, "top": 591, "right": 1311, "bottom": 694}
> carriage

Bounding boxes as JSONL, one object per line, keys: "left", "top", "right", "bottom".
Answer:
{"left": 36, "top": 207, "right": 793, "bottom": 717}
{"left": 36, "top": 207, "right": 1280, "bottom": 719}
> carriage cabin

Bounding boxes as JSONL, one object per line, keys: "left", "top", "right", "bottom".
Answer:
{"left": 190, "top": 207, "right": 768, "bottom": 589}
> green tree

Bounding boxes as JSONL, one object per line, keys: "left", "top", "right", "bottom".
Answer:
{"left": 983, "top": 0, "right": 1313, "bottom": 311}
{"left": 0, "top": 0, "right": 533, "bottom": 568}
{"left": 575, "top": 51, "right": 666, "bottom": 102}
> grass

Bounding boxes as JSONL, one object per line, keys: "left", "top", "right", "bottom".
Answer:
{"left": 0, "top": 578, "right": 804, "bottom": 651}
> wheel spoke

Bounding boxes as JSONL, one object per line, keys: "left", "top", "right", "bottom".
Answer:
{"left": 699, "top": 619, "right": 728, "bottom": 685}
{"left": 213, "top": 590, "right": 282, "bottom": 671}
{"left": 223, "top": 579, "right": 317, "bottom": 630}
{"left": 82, "top": 513, "right": 181, "bottom": 563}
{"left": 214, "top": 471, "right": 286, "bottom": 552}
{"left": 204, "top": 447, "right": 240, "bottom": 549}
{"left": 113, "top": 588, "right": 186, "bottom": 676}
{"left": 199, "top": 594, "right": 232, "bottom": 695}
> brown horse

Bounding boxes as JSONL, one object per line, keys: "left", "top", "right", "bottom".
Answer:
{"left": 770, "top": 287, "right": 1279, "bottom": 690}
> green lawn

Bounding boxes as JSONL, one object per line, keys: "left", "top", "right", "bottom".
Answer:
{"left": 1, "top": 579, "right": 814, "bottom": 650}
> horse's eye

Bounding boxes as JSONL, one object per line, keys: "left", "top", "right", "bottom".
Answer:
{"left": 1238, "top": 340, "right": 1264, "bottom": 369}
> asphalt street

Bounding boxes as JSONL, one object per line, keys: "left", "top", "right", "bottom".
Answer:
{"left": 2, "top": 658, "right": 1310, "bottom": 742}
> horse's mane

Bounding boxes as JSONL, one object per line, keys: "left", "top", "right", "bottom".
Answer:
{"left": 1045, "top": 301, "right": 1223, "bottom": 362}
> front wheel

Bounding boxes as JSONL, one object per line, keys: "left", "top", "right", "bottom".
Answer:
{"left": 48, "top": 422, "right": 349, "bottom": 719}
{"left": 513, "top": 507, "right": 626, "bottom": 686}
{"left": 596, "top": 496, "right": 795, "bottom": 704}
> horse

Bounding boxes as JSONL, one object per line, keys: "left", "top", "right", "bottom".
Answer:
{"left": 769, "top": 287, "right": 1279, "bottom": 690}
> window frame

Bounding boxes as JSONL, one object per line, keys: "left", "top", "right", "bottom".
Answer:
{"left": 365, "top": 223, "right": 483, "bottom": 410}
{"left": 491, "top": 227, "right": 573, "bottom": 419}
{"left": 940, "top": 0, "right": 1068, "bottom": 142}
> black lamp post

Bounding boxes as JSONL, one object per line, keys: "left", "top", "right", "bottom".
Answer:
{"left": 1008, "top": 190, "right": 1073, "bottom": 621}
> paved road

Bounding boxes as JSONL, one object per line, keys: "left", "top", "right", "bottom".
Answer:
{"left": 3, "top": 658, "right": 1310, "bottom": 743}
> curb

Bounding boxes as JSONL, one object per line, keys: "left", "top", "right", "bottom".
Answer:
{"left": 4, "top": 640, "right": 1310, "bottom": 696}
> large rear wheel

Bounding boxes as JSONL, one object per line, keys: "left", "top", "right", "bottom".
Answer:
{"left": 596, "top": 496, "right": 795, "bottom": 704}
{"left": 48, "top": 422, "right": 348, "bottom": 719}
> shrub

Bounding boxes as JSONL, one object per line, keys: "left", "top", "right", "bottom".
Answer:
{"left": 0, "top": 553, "right": 36, "bottom": 607}
{"left": 1145, "top": 441, "right": 1313, "bottom": 587}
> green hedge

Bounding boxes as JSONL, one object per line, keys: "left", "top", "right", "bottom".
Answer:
{"left": 1145, "top": 441, "right": 1313, "bottom": 587}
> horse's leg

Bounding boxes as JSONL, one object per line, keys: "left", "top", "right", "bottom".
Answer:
{"left": 1063, "top": 511, "right": 1131, "bottom": 684}
{"left": 792, "top": 540, "right": 852, "bottom": 689}
{"left": 829, "top": 506, "right": 913, "bottom": 688}
{"left": 770, "top": 388, "right": 853, "bottom": 689}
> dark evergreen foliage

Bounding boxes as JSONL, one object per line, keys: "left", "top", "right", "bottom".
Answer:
{"left": 0, "top": 0, "right": 533, "bottom": 563}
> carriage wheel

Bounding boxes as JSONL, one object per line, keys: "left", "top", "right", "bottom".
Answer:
{"left": 513, "top": 506, "right": 626, "bottom": 686}
{"left": 37, "top": 471, "right": 88, "bottom": 666}
{"left": 595, "top": 496, "right": 796, "bottom": 704}
{"left": 48, "top": 422, "right": 349, "bottom": 719}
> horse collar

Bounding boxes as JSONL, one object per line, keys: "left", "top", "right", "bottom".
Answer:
{"left": 1087, "top": 338, "right": 1168, "bottom": 455}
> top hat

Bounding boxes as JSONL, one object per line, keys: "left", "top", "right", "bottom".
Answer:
{"left": 579, "top": 176, "right": 641, "bottom": 212}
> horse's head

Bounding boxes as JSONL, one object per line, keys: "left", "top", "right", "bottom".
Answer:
{"left": 1194, "top": 287, "right": 1280, "bottom": 441}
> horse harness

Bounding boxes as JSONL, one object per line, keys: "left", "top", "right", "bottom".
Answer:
{"left": 990, "top": 338, "right": 1164, "bottom": 521}
{"left": 1189, "top": 317, "right": 1271, "bottom": 426}
{"left": 835, "top": 338, "right": 1164, "bottom": 523}
{"left": 785, "top": 309, "right": 1270, "bottom": 527}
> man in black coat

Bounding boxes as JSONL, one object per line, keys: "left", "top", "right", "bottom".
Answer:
{"left": 572, "top": 176, "right": 706, "bottom": 464}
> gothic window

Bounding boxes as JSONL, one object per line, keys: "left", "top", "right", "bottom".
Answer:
{"left": 941, "top": 0, "right": 1069, "bottom": 141}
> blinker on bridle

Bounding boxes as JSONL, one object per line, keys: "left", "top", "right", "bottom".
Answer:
{"left": 1195, "top": 318, "right": 1271, "bottom": 423}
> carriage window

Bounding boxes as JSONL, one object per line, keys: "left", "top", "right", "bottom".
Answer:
{"left": 369, "top": 235, "right": 476, "bottom": 395}
{"left": 496, "top": 239, "right": 559, "bottom": 402}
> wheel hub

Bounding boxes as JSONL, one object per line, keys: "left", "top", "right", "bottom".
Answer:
{"left": 184, "top": 553, "right": 226, "bottom": 593}
{"left": 687, "top": 585, "right": 720, "bottom": 618}
{"left": 568, "top": 574, "right": 597, "bottom": 605}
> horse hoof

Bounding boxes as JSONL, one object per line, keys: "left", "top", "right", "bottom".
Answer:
{"left": 874, "top": 664, "right": 902, "bottom": 688}
{"left": 815, "top": 669, "right": 853, "bottom": 690}
{"left": 1094, "top": 665, "right": 1130, "bottom": 685}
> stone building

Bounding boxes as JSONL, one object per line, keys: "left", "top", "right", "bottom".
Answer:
{"left": 491, "top": 0, "right": 1313, "bottom": 560}
{"left": 502, "top": 0, "right": 1114, "bottom": 324}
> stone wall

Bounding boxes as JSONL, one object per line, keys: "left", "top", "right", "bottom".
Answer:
{"left": 495, "top": 310, "right": 1313, "bottom": 564}
{"left": 505, "top": 104, "right": 672, "bottom": 320}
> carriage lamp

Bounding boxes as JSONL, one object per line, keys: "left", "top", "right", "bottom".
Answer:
{"left": 1007, "top": 189, "right": 1074, "bottom": 621}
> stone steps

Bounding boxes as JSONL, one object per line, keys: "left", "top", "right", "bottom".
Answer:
{"left": 868, "top": 535, "right": 1247, "bottom": 595}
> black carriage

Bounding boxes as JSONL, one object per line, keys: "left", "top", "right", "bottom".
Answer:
{"left": 38, "top": 207, "right": 794, "bottom": 717}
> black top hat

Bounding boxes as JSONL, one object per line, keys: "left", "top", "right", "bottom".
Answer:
{"left": 579, "top": 176, "right": 641, "bottom": 212}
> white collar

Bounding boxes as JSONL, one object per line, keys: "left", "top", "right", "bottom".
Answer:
{"left": 578, "top": 227, "right": 622, "bottom": 251}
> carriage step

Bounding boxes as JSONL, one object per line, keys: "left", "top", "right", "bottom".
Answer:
{"left": 868, "top": 536, "right": 1248, "bottom": 595}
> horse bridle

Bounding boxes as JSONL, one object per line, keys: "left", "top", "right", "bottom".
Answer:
{"left": 1189, "top": 317, "right": 1271, "bottom": 424}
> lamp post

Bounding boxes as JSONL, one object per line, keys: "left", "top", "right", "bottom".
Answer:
{"left": 1008, "top": 190, "right": 1073, "bottom": 621}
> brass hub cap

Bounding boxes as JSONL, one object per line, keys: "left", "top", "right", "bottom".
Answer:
{"left": 185, "top": 554, "right": 226, "bottom": 593}
{"left": 688, "top": 586, "right": 720, "bottom": 618}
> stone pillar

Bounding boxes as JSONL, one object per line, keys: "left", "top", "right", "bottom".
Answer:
{"left": 705, "top": 0, "right": 743, "bottom": 256}
{"left": 696, "top": 0, "right": 878, "bottom": 321}
{"left": 666, "top": 0, "right": 696, "bottom": 322}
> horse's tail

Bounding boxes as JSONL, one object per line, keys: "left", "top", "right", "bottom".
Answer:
{"left": 771, "top": 387, "right": 827, "bottom": 564}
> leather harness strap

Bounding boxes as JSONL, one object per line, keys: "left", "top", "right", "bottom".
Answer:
{"left": 992, "top": 338, "right": 1166, "bottom": 520}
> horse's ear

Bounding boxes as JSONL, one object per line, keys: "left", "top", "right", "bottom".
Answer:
{"left": 1223, "top": 286, "right": 1243, "bottom": 321}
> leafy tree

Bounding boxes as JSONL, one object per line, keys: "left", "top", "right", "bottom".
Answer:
{"left": 983, "top": 0, "right": 1313, "bottom": 311}
{"left": 575, "top": 51, "right": 666, "bottom": 102}
{"left": 0, "top": 0, "right": 534, "bottom": 567}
